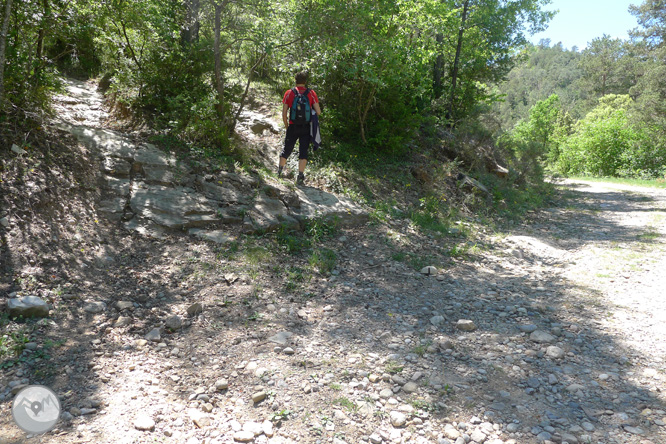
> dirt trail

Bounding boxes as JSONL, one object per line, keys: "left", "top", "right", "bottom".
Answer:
{"left": 1, "top": 84, "right": 666, "bottom": 444}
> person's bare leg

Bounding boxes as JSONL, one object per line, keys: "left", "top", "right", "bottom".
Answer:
{"left": 298, "top": 159, "right": 307, "bottom": 173}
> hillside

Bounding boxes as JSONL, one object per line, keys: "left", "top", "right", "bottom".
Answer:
{"left": 1, "top": 79, "right": 665, "bottom": 444}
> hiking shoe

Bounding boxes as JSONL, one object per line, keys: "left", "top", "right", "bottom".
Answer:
{"left": 277, "top": 166, "right": 284, "bottom": 178}
{"left": 296, "top": 173, "right": 305, "bottom": 185}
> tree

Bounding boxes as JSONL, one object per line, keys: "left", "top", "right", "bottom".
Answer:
{"left": 0, "top": 0, "right": 12, "bottom": 107}
{"left": 439, "top": 0, "right": 554, "bottom": 124}
{"left": 580, "top": 35, "right": 634, "bottom": 98}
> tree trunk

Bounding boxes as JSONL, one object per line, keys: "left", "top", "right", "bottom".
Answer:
{"left": 447, "top": 0, "right": 470, "bottom": 124}
{"left": 0, "top": 0, "right": 13, "bottom": 107}
{"left": 182, "top": 0, "right": 200, "bottom": 45}
{"left": 433, "top": 33, "right": 444, "bottom": 99}
{"left": 36, "top": 0, "right": 49, "bottom": 68}
{"left": 214, "top": 2, "right": 225, "bottom": 119}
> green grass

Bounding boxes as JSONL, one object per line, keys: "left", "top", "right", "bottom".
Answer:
{"left": 332, "top": 397, "right": 357, "bottom": 412}
{"left": 567, "top": 175, "right": 666, "bottom": 189}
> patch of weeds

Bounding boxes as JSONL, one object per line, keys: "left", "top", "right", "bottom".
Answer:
{"left": 638, "top": 230, "right": 660, "bottom": 241}
{"left": 412, "top": 340, "right": 431, "bottom": 357}
{"left": 329, "top": 382, "right": 342, "bottom": 391}
{"left": 333, "top": 397, "right": 357, "bottom": 412}
{"left": 271, "top": 409, "right": 292, "bottom": 425}
{"left": 410, "top": 399, "right": 439, "bottom": 413}
{"left": 385, "top": 360, "right": 403, "bottom": 374}
{"left": 309, "top": 248, "right": 337, "bottom": 274}
{"left": 408, "top": 195, "right": 451, "bottom": 234}
{"left": 391, "top": 251, "right": 407, "bottom": 262}
{"left": 284, "top": 267, "right": 309, "bottom": 293}
{"left": 244, "top": 244, "right": 272, "bottom": 266}
{"left": 407, "top": 253, "right": 434, "bottom": 271}
{"left": 276, "top": 225, "right": 311, "bottom": 254}
{"left": 304, "top": 217, "right": 338, "bottom": 244}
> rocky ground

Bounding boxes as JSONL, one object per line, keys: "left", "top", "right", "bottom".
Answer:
{"left": 0, "top": 81, "right": 665, "bottom": 444}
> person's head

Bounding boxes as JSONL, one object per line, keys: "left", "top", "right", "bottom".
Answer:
{"left": 295, "top": 71, "right": 308, "bottom": 85}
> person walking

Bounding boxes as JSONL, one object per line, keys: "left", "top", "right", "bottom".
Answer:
{"left": 279, "top": 71, "right": 322, "bottom": 185}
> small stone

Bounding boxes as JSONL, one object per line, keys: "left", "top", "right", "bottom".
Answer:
{"left": 566, "top": 383, "right": 585, "bottom": 393}
{"left": 115, "top": 316, "right": 132, "bottom": 327}
{"left": 268, "top": 331, "right": 294, "bottom": 346}
{"left": 623, "top": 425, "right": 645, "bottom": 435}
{"left": 165, "top": 315, "right": 183, "bottom": 331}
{"left": 470, "top": 429, "right": 486, "bottom": 443}
{"left": 11, "top": 144, "right": 27, "bottom": 155}
{"left": 444, "top": 425, "right": 461, "bottom": 439}
{"left": 233, "top": 431, "right": 255, "bottom": 442}
{"left": 561, "top": 433, "right": 579, "bottom": 443}
{"left": 83, "top": 301, "right": 107, "bottom": 314}
{"left": 8, "top": 296, "right": 50, "bottom": 318}
{"left": 145, "top": 328, "right": 161, "bottom": 342}
{"left": 202, "top": 403, "right": 213, "bottom": 413}
{"left": 283, "top": 347, "right": 295, "bottom": 355}
{"left": 546, "top": 346, "right": 565, "bottom": 359}
{"left": 581, "top": 422, "right": 595, "bottom": 432}
{"left": 530, "top": 330, "right": 556, "bottom": 343}
{"left": 390, "top": 411, "right": 407, "bottom": 428}
{"left": 369, "top": 432, "right": 383, "bottom": 444}
{"left": 252, "top": 391, "right": 267, "bottom": 404}
{"left": 456, "top": 319, "right": 477, "bottom": 332}
{"left": 402, "top": 382, "right": 418, "bottom": 393}
{"left": 380, "top": 388, "right": 393, "bottom": 399}
{"left": 506, "top": 423, "right": 520, "bottom": 433}
{"left": 187, "top": 303, "right": 203, "bottom": 317}
{"left": 369, "top": 374, "right": 381, "bottom": 383}
{"left": 420, "top": 266, "right": 438, "bottom": 276}
{"left": 0, "top": 216, "right": 9, "bottom": 228}
{"left": 519, "top": 324, "right": 538, "bottom": 333}
{"left": 215, "top": 379, "right": 229, "bottom": 391}
{"left": 69, "top": 407, "right": 82, "bottom": 416}
{"left": 116, "top": 301, "right": 134, "bottom": 311}
{"left": 430, "top": 315, "right": 445, "bottom": 326}
{"left": 262, "top": 420, "right": 274, "bottom": 437}
{"left": 134, "top": 415, "right": 155, "bottom": 431}
{"left": 189, "top": 409, "right": 211, "bottom": 428}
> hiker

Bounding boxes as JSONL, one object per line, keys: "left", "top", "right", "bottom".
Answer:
{"left": 279, "top": 71, "right": 322, "bottom": 185}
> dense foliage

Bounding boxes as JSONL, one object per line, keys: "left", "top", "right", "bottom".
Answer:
{"left": 1, "top": 0, "right": 552, "bottom": 152}
{"left": 2, "top": 0, "right": 664, "bottom": 181}
{"left": 494, "top": 1, "right": 666, "bottom": 179}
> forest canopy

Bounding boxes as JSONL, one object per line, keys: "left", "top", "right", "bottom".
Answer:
{"left": 1, "top": 0, "right": 665, "bottom": 180}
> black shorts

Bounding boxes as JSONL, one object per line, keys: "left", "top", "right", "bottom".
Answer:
{"left": 281, "top": 124, "right": 311, "bottom": 160}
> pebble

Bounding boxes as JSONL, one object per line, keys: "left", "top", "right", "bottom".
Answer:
{"left": 402, "top": 381, "right": 418, "bottom": 393}
{"left": 420, "top": 266, "right": 438, "bottom": 275}
{"left": 134, "top": 415, "right": 156, "bottom": 431}
{"left": 252, "top": 391, "right": 267, "bottom": 403}
{"left": 83, "top": 301, "right": 107, "bottom": 313}
{"left": 530, "top": 331, "right": 556, "bottom": 343}
{"left": 215, "top": 379, "right": 229, "bottom": 391}
{"left": 390, "top": 411, "right": 407, "bottom": 428}
{"left": 165, "top": 315, "right": 183, "bottom": 330}
{"left": 145, "top": 328, "right": 161, "bottom": 342}
{"left": 456, "top": 320, "right": 477, "bottom": 332}
{"left": 546, "top": 346, "right": 565, "bottom": 359}
{"left": 187, "top": 303, "right": 203, "bottom": 317}
{"left": 233, "top": 431, "right": 255, "bottom": 442}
